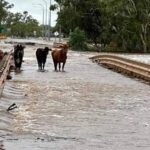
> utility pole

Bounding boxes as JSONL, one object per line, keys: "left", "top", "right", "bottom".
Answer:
{"left": 42, "top": 0, "right": 48, "bottom": 38}
{"left": 59, "top": 2, "right": 62, "bottom": 42}
{"left": 40, "top": 4, "right": 45, "bottom": 38}
{"left": 48, "top": 0, "right": 51, "bottom": 41}
{"left": 33, "top": 3, "right": 45, "bottom": 38}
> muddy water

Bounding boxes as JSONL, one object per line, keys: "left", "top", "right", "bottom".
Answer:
{"left": 0, "top": 45, "right": 150, "bottom": 149}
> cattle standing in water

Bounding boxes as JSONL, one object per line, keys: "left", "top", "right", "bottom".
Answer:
{"left": 14, "top": 44, "right": 25, "bottom": 72}
{"left": 51, "top": 43, "right": 69, "bottom": 72}
{"left": 36, "top": 47, "right": 51, "bottom": 71}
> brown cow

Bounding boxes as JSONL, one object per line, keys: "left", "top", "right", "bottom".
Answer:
{"left": 51, "top": 43, "right": 69, "bottom": 72}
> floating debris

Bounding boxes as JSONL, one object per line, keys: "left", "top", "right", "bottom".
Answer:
{"left": 7, "top": 103, "right": 17, "bottom": 111}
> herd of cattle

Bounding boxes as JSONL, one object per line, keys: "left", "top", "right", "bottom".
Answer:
{"left": 13, "top": 43, "right": 69, "bottom": 72}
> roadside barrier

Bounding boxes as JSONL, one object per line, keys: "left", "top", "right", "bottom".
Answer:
{"left": 90, "top": 54, "right": 150, "bottom": 83}
{"left": 0, "top": 53, "right": 12, "bottom": 96}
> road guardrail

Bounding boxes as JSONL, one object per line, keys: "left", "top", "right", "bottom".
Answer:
{"left": 0, "top": 53, "right": 12, "bottom": 96}
{"left": 90, "top": 54, "right": 150, "bottom": 83}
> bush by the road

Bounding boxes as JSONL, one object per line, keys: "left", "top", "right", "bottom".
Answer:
{"left": 69, "top": 27, "right": 87, "bottom": 51}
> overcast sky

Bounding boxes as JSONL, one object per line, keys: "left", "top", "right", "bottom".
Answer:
{"left": 7, "top": 0, "right": 57, "bottom": 26}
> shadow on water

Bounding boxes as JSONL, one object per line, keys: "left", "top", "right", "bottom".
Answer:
{"left": 37, "top": 69, "right": 48, "bottom": 73}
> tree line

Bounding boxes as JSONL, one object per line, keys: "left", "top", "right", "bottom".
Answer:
{"left": 0, "top": 0, "right": 150, "bottom": 52}
{"left": 52, "top": 0, "right": 150, "bottom": 53}
{"left": 0, "top": 0, "right": 44, "bottom": 37}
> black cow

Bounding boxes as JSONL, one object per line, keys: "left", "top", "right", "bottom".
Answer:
{"left": 36, "top": 47, "right": 51, "bottom": 71}
{"left": 14, "top": 44, "right": 25, "bottom": 71}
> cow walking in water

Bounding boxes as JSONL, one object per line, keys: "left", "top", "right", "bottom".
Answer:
{"left": 51, "top": 43, "right": 69, "bottom": 72}
{"left": 14, "top": 44, "right": 25, "bottom": 72}
{"left": 36, "top": 47, "right": 51, "bottom": 71}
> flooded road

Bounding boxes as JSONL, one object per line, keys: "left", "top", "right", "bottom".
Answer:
{"left": 0, "top": 44, "right": 150, "bottom": 149}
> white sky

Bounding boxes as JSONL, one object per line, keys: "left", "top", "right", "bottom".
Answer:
{"left": 6, "top": 0, "right": 57, "bottom": 27}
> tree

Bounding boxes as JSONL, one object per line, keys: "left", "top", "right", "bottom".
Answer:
{"left": 81, "top": 7, "right": 102, "bottom": 46}
{"left": 13, "top": 13, "right": 40, "bottom": 37}
{"left": 52, "top": 0, "right": 150, "bottom": 52}
{"left": 69, "top": 27, "right": 87, "bottom": 51}
{"left": 0, "top": 0, "right": 13, "bottom": 25}
{"left": 52, "top": 0, "right": 102, "bottom": 44}
{"left": 0, "top": 0, "right": 43, "bottom": 37}
{"left": 99, "top": 0, "right": 150, "bottom": 52}
{"left": 5, "top": 11, "right": 41, "bottom": 37}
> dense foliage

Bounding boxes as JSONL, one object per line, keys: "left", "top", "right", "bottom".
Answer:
{"left": 1, "top": 0, "right": 150, "bottom": 52}
{"left": 51, "top": 0, "right": 150, "bottom": 52}
{"left": 69, "top": 27, "right": 87, "bottom": 51}
{"left": 5, "top": 11, "right": 41, "bottom": 37}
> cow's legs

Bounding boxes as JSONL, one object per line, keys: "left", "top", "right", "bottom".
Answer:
{"left": 38, "top": 63, "right": 40, "bottom": 70}
{"left": 38, "top": 63, "right": 42, "bottom": 70}
{"left": 15, "top": 58, "right": 21, "bottom": 72}
{"left": 59, "top": 63, "right": 61, "bottom": 71}
{"left": 62, "top": 61, "right": 66, "bottom": 72}
{"left": 54, "top": 61, "right": 57, "bottom": 71}
{"left": 42, "top": 63, "right": 45, "bottom": 71}
{"left": 18, "top": 60, "right": 23, "bottom": 70}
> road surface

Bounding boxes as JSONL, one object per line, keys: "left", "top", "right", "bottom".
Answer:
{"left": 0, "top": 42, "right": 150, "bottom": 150}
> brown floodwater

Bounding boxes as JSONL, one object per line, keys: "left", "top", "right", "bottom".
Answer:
{"left": 0, "top": 44, "right": 150, "bottom": 150}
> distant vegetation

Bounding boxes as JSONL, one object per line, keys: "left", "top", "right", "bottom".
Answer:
{"left": 0, "top": 0, "right": 53, "bottom": 38}
{"left": 0, "top": 0, "right": 150, "bottom": 53}
{"left": 0, "top": 1, "right": 39, "bottom": 37}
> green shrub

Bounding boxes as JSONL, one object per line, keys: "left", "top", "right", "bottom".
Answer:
{"left": 69, "top": 27, "right": 87, "bottom": 51}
